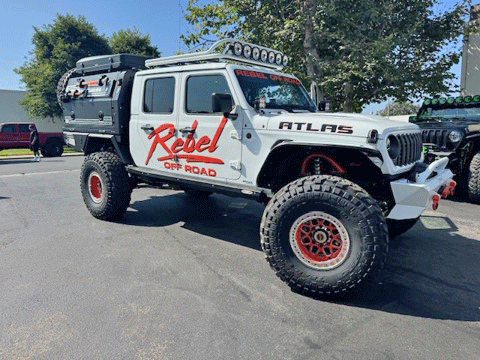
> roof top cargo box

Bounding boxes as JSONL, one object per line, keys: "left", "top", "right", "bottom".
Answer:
{"left": 75, "top": 54, "right": 151, "bottom": 75}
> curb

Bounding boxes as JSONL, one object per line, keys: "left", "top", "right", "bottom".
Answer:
{"left": 0, "top": 152, "right": 84, "bottom": 160}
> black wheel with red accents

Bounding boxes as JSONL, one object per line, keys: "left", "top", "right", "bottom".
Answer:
{"left": 80, "top": 152, "right": 132, "bottom": 221}
{"left": 260, "top": 175, "right": 389, "bottom": 298}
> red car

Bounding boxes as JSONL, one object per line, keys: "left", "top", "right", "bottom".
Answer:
{"left": 0, "top": 122, "right": 64, "bottom": 157}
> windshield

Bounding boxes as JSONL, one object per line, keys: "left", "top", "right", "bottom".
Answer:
{"left": 416, "top": 106, "right": 480, "bottom": 122}
{"left": 234, "top": 69, "right": 316, "bottom": 112}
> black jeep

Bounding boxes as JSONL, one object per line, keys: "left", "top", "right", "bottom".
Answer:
{"left": 410, "top": 96, "right": 480, "bottom": 203}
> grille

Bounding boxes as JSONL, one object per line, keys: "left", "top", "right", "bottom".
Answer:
{"left": 392, "top": 132, "right": 423, "bottom": 166}
{"left": 421, "top": 129, "right": 448, "bottom": 149}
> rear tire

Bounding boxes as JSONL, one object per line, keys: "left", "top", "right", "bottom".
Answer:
{"left": 43, "top": 139, "right": 64, "bottom": 157}
{"left": 80, "top": 152, "right": 132, "bottom": 221}
{"left": 467, "top": 152, "right": 480, "bottom": 204}
{"left": 260, "top": 175, "right": 389, "bottom": 298}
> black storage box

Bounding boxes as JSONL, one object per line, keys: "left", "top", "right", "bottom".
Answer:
{"left": 75, "top": 54, "right": 151, "bottom": 75}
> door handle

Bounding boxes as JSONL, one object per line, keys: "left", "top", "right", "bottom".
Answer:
{"left": 179, "top": 127, "right": 195, "bottom": 134}
{"left": 141, "top": 124, "right": 154, "bottom": 131}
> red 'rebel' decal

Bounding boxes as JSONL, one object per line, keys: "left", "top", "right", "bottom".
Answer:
{"left": 145, "top": 117, "right": 227, "bottom": 165}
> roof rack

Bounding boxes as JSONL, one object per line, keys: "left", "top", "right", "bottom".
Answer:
{"left": 145, "top": 39, "right": 288, "bottom": 70}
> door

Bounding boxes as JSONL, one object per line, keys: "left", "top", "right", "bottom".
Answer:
{"left": 130, "top": 74, "right": 179, "bottom": 173}
{"left": 18, "top": 124, "right": 31, "bottom": 147}
{"left": 176, "top": 72, "right": 243, "bottom": 181}
{"left": 0, "top": 124, "right": 18, "bottom": 148}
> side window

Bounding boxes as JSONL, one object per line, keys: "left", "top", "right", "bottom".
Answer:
{"left": 19, "top": 124, "right": 30, "bottom": 132}
{"left": 143, "top": 77, "right": 175, "bottom": 114}
{"left": 186, "top": 75, "right": 231, "bottom": 114}
{"left": 1, "top": 125, "right": 15, "bottom": 133}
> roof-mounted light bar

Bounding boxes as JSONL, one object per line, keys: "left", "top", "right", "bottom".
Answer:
{"left": 423, "top": 95, "right": 480, "bottom": 107}
{"left": 145, "top": 39, "right": 288, "bottom": 70}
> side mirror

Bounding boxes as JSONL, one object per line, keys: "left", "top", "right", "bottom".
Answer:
{"left": 212, "top": 93, "right": 233, "bottom": 115}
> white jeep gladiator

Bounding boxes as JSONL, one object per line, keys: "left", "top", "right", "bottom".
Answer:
{"left": 60, "top": 39, "right": 455, "bottom": 298}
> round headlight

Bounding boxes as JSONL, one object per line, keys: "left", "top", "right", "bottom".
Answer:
{"left": 260, "top": 49, "right": 268, "bottom": 62}
{"left": 268, "top": 51, "right": 276, "bottom": 64}
{"left": 243, "top": 45, "right": 252, "bottom": 59}
{"left": 234, "top": 42, "right": 243, "bottom": 56}
{"left": 252, "top": 47, "right": 260, "bottom": 60}
{"left": 275, "top": 53, "right": 283, "bottom": 65}
{"left": 448, "top": 130, "right": 462, "bottom": 143}
{"left": 386, "top": 135, "right": 400, "bottom": 160}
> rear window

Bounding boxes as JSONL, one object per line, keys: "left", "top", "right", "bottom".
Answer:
{"left": 143, "top": 77, "right": 175, "bottom": 114}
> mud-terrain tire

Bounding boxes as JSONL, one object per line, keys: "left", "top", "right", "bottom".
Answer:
{"left": 387, "top": 218, "right": 419, "bottom": 240}
{"left": 80, "top": 152, "right": 132, "bottom": 221}
{"left": 184, "top": 189, "right": 213, "bottom": 198}
{"left": 467, "top": 152, "right": 480, "bottom": 204}
{"left": 56, "top": 68, "right": 76, "bottom": 108}
{"left": 260, "top": 175, "right": 389, "bottom": 298}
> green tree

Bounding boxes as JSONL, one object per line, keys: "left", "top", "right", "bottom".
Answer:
{"left": 377, "top": 101, "right": 420, "bottom": 116}
{"left": 16, "top": 14, "right": 111, "bottom": 118}
{"left": 183, "top": 0, "right": 467, "bottom": 112}
{"left": 109, "top": 29, "right": 160, "bottom": 57}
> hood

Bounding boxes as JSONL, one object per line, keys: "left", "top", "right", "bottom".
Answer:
{"left": 266, "top": 111, "right": 419, "bottom": 138}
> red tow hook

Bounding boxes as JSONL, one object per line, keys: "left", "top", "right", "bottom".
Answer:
{"left": 441, "top": 180, "right": 457, "bottom": 199}
{"left": 432, "top": 194, "right": 440, "bottom": 211}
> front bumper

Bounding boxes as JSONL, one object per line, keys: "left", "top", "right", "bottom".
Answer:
{"left": 387, "top": 157, "right": 455, "bottom": 220}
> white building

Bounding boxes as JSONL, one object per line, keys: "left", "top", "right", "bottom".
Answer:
{"left": 0, "top": 89, "right": 63, "bottom": 132}
{"left": 461, "top": 5, "right": 480, "bottom": 96}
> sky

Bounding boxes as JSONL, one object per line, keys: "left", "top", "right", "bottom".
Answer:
{"left": 0, "top": 0, "right": 468, "bottom": 114}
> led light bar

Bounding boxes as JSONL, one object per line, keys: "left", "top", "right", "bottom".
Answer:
{"left": 145, "top": 39, "right": 289, "bottom": 70}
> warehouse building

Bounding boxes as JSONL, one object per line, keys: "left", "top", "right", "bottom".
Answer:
{"left": 0, "top": 89, "right": 63, "bottom": 132}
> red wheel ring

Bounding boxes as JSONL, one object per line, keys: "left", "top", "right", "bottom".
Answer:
{"left": 88, "top": 172, "right": 104, "bottom": 203}
{"left": 289, "top": 212, "right": 350, "bottom": 270}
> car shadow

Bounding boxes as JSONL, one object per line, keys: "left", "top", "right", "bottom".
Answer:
{"left": 124, "top": 192, "right": 480, "bottom": 321}
{"left": 123, "top": 192, "right": 263, "bottom": 250}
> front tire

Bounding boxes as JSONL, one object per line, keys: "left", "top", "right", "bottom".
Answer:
{"left": 80, "top": 152, "right": 132, "bottom": 221}
{"left": 260, "top": 175, "right": 389, "bottom": 298}
{"left": 467, "top": 152, "right": 480, "bottom": 204}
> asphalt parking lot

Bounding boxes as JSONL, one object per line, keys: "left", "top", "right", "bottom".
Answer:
{"left": 1, "top": 155, "right": 480, "bottom": 359}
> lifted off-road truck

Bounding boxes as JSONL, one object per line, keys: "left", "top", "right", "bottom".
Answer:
{"left": 60, "top": 39, "right": 455, "bottom": 298}
{"left": 410, "top": 96, "right": 480, "bottom": 204}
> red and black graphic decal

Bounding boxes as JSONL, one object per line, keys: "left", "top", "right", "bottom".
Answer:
{"left": 145, "top": 117, "right": 228, "bottom": 165}
{"left": 235, "top": 69, "right": 300, "bottom": 85}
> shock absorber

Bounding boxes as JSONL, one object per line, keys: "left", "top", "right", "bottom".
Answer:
{"left": 313, "top": 157, "right": 321, "bottom": 175}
